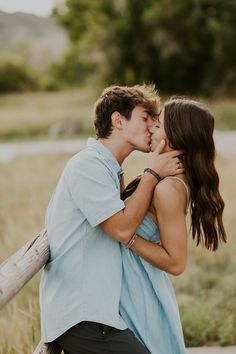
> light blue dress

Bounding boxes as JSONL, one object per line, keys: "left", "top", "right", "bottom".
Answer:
{"left": 120, "top": 212, "right": 186, "bottom": 354}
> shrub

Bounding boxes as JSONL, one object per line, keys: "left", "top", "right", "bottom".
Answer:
{"left": 0, "top": 61, "right": 40, "bottom": 93}
{"left": 181, "top": 289, "right": 236, "bottom": 347}
{"left": 181, "top": 297, "right": 217, "bottom": 346}
{"left": 45, "top": 45, "right": 96, "bottom": 90}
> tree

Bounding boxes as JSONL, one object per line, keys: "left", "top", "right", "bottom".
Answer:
{"left": 54, "top": 0, "right": 236, "bottom": 95}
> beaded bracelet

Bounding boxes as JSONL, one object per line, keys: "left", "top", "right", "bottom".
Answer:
{"left": 125, "top": 233, "right": 138, "bottom": 249}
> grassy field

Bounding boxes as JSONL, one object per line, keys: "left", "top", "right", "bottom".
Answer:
{"left": 0, "top": 151, "right": 235, "bottom": 353}
{"left": 0, "top": 89, "right": 97, "bottom": 141}
{"left": 0, "top": 89, "right": 236, "bottom": 142}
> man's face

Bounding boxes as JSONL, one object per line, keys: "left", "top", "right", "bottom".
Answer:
{"left": 122, "top": 106, "right": 156, "bottom": 153}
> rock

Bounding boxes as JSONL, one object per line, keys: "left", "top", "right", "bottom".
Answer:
{"left": 48, "top": 120, "right": 83, "bottom": 137}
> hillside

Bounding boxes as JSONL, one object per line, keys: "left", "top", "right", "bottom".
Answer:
{"left": 0, "top": 11, "right": 69, "bottom": 70}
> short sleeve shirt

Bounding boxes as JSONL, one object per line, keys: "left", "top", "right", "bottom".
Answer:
{"left": 40, "top": 138, "right": 127, "bottom": 342}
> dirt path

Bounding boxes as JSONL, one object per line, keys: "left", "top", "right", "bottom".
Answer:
{"left": 214, "top": 131, "right": 236, "bottom": 157}
{"left": 0, "top": 131, "right": 235, "bottom": 163}
{"left": 0, "top": 138, "right": 87, "bottom": 163}
{"left": 186, "top": 346, "right": 236, "bottom": 353}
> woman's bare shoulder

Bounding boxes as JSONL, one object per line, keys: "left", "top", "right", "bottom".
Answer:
{"left": 153, "top": 176, "right": 187, "bottom": 210}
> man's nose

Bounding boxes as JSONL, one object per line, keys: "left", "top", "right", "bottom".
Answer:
{"left": 148, "top": 124, "right": 156, "bottom": 133}
{"left": 147, "top": 119, "right": 155, "bottom": 131}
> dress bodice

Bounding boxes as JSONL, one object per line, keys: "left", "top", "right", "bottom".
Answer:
{"left": 135, "top": 213, "right": 161, "bottom": 244}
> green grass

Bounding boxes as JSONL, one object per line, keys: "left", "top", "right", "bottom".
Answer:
{"left": 0, "top": 90, "right": 236, "bottom": 142}
{"left": 0, "top": 153, "right": 235, "bottom": 352}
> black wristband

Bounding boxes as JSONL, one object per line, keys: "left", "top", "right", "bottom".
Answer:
{"left": 143, "top": 168, "right": 162, "bottom": 182}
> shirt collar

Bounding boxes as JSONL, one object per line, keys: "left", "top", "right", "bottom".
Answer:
{"left": 86, "top": 138, "right": 123, "bottom": 179}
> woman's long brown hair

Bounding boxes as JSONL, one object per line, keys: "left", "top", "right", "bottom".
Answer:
{"left": 121, "top": 98, "right": 227, "bottom": 251}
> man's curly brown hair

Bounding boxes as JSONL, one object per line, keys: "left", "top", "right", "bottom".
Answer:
{"left": 94, "top": 84, "right": 160, "bottom": 138}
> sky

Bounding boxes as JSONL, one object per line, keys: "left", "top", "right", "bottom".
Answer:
{"left": 0, "top": 0, "right": 56, "bottom": 17}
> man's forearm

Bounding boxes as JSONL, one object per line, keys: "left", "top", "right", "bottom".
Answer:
{"left": 100, "top": 145, "right": 182, "bottom": 243}
{"left": 101, "top": 172, "right": 159, "bottom": 243}
{"left": 121, "top": 173, "right": 158, "bottom": 234}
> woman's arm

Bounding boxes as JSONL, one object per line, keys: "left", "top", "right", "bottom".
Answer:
{"left": 130, "top": 179, "right": 188, "bottom": 275}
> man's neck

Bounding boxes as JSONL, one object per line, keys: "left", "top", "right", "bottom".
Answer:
{"left": 98, "top": 138, "right": 133, "bottom": 165}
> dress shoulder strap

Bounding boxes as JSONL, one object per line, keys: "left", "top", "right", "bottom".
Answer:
{"left": 164, "top": 176, "right": 190, "bottom": 214}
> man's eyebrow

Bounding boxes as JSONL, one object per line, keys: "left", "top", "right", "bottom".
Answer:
{"left": 146, "top": 111, "right": 159, "bottom": 121}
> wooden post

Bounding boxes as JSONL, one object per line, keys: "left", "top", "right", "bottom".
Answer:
{"left": 0, "top": 230, "right": 63, "bottom": 353}
{"left": 0, "top": 229, "right": 49, "bottom": 310}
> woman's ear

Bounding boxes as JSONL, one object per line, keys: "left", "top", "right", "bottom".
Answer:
{"left": 111, "top": 111, "right": 123, "bottom": 130}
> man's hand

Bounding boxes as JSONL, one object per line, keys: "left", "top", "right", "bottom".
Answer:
{"left": 146, "top": 139, "right": 184, "bottom": 178}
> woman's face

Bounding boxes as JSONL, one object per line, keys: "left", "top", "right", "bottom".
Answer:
{"left": 150, "top": 109, "right": 172, "bottom": 153}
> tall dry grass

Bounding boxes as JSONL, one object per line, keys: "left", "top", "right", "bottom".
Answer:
{"left": 0, "top": 152, "right": 235, "bottom": 352}
{"left": 0, "top": 154, "right": 69, "bottom": 354}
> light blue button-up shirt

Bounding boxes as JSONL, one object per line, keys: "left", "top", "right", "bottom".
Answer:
{"left": 40, "top": 138, "right": 127, "bottom": 343}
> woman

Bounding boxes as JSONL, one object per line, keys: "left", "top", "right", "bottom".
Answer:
{"left": 119, "top": 98, "right": 227, "bottom": 354}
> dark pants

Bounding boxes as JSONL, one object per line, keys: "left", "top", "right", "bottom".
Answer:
{"left": 55, "top": 321, "right": 150, "bottom": 354}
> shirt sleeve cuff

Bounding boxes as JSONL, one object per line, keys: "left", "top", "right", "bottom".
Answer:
{"left": 88, "top": 200, "right": 125, "bottom": 227}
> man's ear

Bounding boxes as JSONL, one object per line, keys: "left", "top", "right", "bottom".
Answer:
{"left": 111, "top": 111, "right": 123, "bottom": 130}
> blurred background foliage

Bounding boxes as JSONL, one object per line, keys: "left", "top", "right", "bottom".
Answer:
{"left": 0, "top": 1, "right": 236, "bottom": 351}
{"left": 1, "top": 0, "right": 236, "bottom": 96}
{"left": 0, "top": 61, "right": 40, "bottom": 93}
{"left": 44, "top": 0, "right": 236, "bottom": 94}
{"left": 0, "top": 0, "right": 236, "bottom": 139}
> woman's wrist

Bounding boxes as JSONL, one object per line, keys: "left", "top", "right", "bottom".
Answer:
{"left": 125, "top": 233, "right": 138, "bottom": 249}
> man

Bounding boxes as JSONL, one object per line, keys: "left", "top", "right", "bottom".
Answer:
{"left": 40, "top": 85, "right": 183, "bottom": 354}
